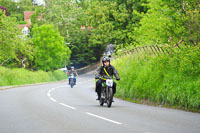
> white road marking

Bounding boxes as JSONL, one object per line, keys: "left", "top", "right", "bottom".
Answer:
{"left": 47, "top": 83, "right": 124, "bottom": 126}
{"left": 47, "top": 86, "right": 76, "bottom": 110}
{"left": 59, "top": 102, "right": 76, "bottom": 110}
{"left": 50, "top": 97, "right": 57, "bottom": 102}
{"left": 85, "top": 112, "right": 122, "bottom": 125}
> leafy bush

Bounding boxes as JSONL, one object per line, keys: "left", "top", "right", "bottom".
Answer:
{"left": 112, "top": 44, "right": 200, "bottom": 112}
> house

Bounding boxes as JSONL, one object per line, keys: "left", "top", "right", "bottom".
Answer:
{"left": 81, "top": 25, "right": 93, "bottom": 31}
{"left": 19, "top": 11, "right": 42, "bottom": 35}
{"left": 24, "top": 11, "right": 35, "bottom": 25}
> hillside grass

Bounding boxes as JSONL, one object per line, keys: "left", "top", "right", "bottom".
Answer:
{"left": 0, "top": 67, "right": 67, "bottom": 87}
{"left": 112, "top": 45, "right": 200, "bottom": 112}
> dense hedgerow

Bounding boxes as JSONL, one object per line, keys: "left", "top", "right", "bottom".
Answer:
{"left": 113, "top": 44, "right": 200, "bottom": 112}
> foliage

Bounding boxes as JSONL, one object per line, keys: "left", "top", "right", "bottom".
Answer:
{"left": 133, "top": 0, "right": 200, "bottom": 46}
{"left": 0, "top": 0, "right": 35, "bottom": 21}
{"left": 31, "top": 0, "right": 148, "bottom": 65}
{"left": 0, "top": 66, "right": 67, "bottom": 86}
{"left": 0, "top": 10, "right": 33, "bottom": 68}
{"left": 32, "top": 24, "right": 71, "bottom": 71}
{"left": 86, "top": 0, "right": 148, "bottom": 60}
{"left": 112, "top": 44, "right": 200, "bottom": 112}
{"left": 31, "top": 0, "right": 96, "bottom": 67}
{"left": 0, "top": 6, "right": 8, "bottom": 16}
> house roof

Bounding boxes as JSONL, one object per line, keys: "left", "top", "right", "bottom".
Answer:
{"left": 24, "top": 11, "right": 35, "bottom": 20}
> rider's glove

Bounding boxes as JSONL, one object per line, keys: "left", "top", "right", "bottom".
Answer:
{"left": 95, "top": 76, "right": 99, "bottom": 79}
{"left": 116, "top": 78, "right": 120, "bottom": 81}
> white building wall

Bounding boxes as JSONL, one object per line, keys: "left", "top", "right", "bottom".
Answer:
{"left": 33, "top": 0, "right": 45, "bottom": 6}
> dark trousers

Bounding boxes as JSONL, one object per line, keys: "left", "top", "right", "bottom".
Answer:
{"left": 95, "top": 79, "right": 116, "bottom": 95}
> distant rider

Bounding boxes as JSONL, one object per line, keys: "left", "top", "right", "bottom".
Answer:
{"left": 68, "top": 66, "right": 78, "bottom": 85}
{"left": 95, "top": 56, "right": 120, "bottom": 100}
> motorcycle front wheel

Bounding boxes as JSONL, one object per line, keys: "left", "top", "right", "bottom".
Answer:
{"left": 106, "top": 87, "right": 113, "bottom": 107}
{"left": 99, "top": 91, "right": 105, "bottom": 106}
{"left": 99, "top": 97, "right": 104, "bottom": 106}
{"left": 70, "top": 80, "right": 74, "bottom": 88}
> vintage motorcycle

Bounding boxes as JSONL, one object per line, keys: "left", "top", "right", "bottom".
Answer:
{"left": 69, "top": 74, "right": 75, "bottom": 88}
{"left": 99, "top": 76, "right": 114, "bottom": 108}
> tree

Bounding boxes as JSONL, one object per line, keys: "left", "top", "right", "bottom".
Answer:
{"left": 85, "top": 0, "right": 149, "bottom": 59}
{"left": 0, "top": 0, "right": 35, "bottom": 21}
{"left": 32, "top": 24, "right": 71, "bottom": 71}
{"left": 85, "top": 1, "right": 129, "bottom": 59}
{"left": 133, "top": 0, "right": 175, "bottom": 46}
{"left": 162, "top": 0, "right": 200, "bottom": 45}
{"left": 0, "top": 10, "right": 33, "bottom": 67}
{"left": 133, "top": 0, "right": 200, "bottom": 46}
{"left": 31, "top": 0, "right": 97, "bottom": 67}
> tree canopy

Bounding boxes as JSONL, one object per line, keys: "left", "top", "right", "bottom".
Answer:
{"left": 32, "top": 24, "right": 71, "bottom": 71}
{"left": 0, "top": 0, "right": 199, "bottom": 70}
{"left": 0, "top": 10, "right": 33, "bottom": 68}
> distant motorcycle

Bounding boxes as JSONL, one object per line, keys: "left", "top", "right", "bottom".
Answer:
{"left": 69, "top": 74, "right": 75, "bottom": 88}
{"left": 99, "top": 76, "right": 114, "bottom": 107}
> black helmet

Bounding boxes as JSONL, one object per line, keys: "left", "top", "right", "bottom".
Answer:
{"left": 102, "top": 56, "right": 110, "bottom": 64}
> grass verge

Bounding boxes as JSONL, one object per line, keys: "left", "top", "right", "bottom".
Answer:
{"left": 112, "top": 45, "right": 200, "bottom": 112}
{"left": 0, "top": 66, "right": 67, "bottom": 87}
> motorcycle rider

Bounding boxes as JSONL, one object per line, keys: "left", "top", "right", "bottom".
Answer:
{"left": 95, "top": 56, "right": 120, "bottom": 100}
{"left": 68, "top": 66, "right": 78, "bottom": 85}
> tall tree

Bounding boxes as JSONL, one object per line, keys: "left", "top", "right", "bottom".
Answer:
{"left": 32, "top": 24, "right": 71, "bottom": 71}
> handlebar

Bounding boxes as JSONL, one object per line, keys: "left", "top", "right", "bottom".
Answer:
{"left": 99, "top": 75, "right": 113, "bottom": 80}
{"left": 95, "top": 75, "right": 120, "bottom": 81}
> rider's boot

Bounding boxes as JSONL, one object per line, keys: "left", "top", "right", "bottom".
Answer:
{"left": 96, "top": 93, "right": 101, "bottom": 100}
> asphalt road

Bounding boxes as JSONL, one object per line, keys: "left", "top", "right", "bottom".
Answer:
{"left": 0, "top": 71, "right": 200, "bottom": 133}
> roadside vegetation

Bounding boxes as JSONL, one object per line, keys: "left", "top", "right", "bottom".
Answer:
{"left": 0, "top": 0, "right": 199, "bottom": 112}
{"left": 113, "top": 44, "right": 200, "bottom": 112}
{"left": 0, "top": 66, "right": 67, "bottom": 87}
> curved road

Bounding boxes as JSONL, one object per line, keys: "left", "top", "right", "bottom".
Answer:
{"left": 0, "top": 71, "right": 200, "bottom": 133}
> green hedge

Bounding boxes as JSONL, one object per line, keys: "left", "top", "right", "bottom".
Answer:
{"left": 0, "top": 67, "right": 68, "bottom": 86}
{"left": 112, "top": 45, "right": 200, "bottom": 112}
